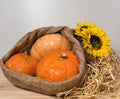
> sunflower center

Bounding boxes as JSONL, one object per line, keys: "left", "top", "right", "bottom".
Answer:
{"left": 90, "top": 35, "right": 102, "bottom": 50}
{"left": 80, "top": 26, "right": 88, "bottom": 31}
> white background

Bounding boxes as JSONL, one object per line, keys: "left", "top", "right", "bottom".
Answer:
{"left": 0, "top": 0, "right": 120, "bottom": 58}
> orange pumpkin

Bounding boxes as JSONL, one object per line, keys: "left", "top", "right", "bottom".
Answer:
{"left": 5, "top": 53, "right": 38, "bottom": 76}
{"left": 36, "top": 50, "right": 79, "bottom": 82}
{"left": 30, "top": 34, "right": 72, "bottom": 61}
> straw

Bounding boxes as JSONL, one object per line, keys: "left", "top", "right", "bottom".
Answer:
{"left": 57, "top": 50, "right": 120, "bottom": 99}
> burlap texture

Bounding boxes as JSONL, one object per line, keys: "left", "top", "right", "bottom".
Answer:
{"left": 0, "top": 26, "right": 87, "bottom": 95}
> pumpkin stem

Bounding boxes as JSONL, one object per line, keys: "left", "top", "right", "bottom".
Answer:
{"left": 60, "top": 53, "right": 68, "bottom": 60}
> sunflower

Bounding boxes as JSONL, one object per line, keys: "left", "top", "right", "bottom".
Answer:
{"left": 74, "top": 21, "right": 96, "bottom": 36}
{"left": 74, "top": 21, "right": 112, "bottom": 60}
{"left": 74, "top": 21, "right": 97, "bottom": 48}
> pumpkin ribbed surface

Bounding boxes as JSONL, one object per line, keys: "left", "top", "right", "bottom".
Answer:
{"left": 5, "top": 53, "right": 38, "bottom": 76}
{"left": 36, "top": 50, "right": 79, "bottom": 82}
{"left": 30, "top": 34, "right": 72, "bottom": 61}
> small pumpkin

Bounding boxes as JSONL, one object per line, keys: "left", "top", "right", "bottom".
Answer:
{"left": 5, "top": 53, "right": 38, "bottom": 76}
{"left": 36, "top": 50, "right": 79, "bottom": 82}
{"left": 30, "top": 34, "right": 72, "bottom": 61}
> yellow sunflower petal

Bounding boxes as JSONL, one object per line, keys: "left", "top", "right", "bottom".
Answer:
{"left": 74, "top": 21, "right": 112, "bottom": 60}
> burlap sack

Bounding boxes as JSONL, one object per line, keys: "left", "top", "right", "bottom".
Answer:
{"left": 0, "top": 26, "right": 87, "bottom": 95}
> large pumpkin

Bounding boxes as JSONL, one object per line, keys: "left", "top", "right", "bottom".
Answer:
{"left": 36, "top": 50, "right": 79, "bottom": 82}
{"left": 30, "top": 33, "right": 72, "bottom": 60}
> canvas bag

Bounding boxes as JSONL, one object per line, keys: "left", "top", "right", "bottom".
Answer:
{"left": 0, "top": 26, "right": 87, "bottom": 95}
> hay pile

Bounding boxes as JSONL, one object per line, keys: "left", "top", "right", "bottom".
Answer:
{"left": 57, "top": 50, "right": 120, "bottom": 99}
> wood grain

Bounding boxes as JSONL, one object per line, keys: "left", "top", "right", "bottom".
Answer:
{"left": 0, "top": 67, "right": 55, "bottom": 99}
{"left": 0, "top": 67, "right": 120, "bottom": 99}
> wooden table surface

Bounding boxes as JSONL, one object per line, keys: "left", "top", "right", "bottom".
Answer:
{"left": 0, "top": 66, "right": 120, "bottom": 99}
{"left": 0, "top": 67, "right": 55, "bottom": 99}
